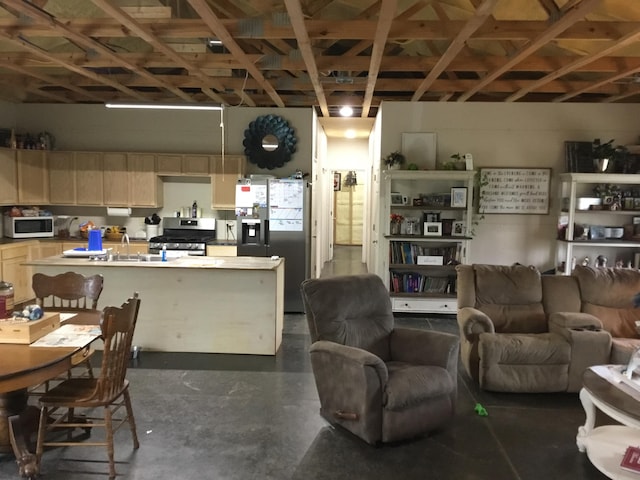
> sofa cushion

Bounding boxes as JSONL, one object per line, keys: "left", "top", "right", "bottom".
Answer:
{"left": 473, "top": 265, "right": 547, "bottom": 333}
{"left": 573, "top": 266, "right": 640, "bottom": 338}
{"left": 611, "top": 337, "right": 640, "bottom": 364}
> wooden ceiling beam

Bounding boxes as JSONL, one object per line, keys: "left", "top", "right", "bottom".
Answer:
{"left": 89, "top": 0, "right": 227, "bottom": 104}
{"left": 187, "top": 0, "right": 283, "bottom": 107}
{"left": 457, "top": 0, "right": 601, "bottom": 102}
{"left": 361, "top": 0, "right": 398, "bottom": 117}
{"left": 284, "top": 0, "right": 329, "bottom": 116}
{"left": 412, "top": 0, "right": 498, "bottom": 101}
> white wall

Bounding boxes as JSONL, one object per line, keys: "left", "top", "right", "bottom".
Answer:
{"left": 0, "top": 101, "right": 16, "bottom": 127}
{"left": 379, "top": 101, "right": 640, "bottom": 271}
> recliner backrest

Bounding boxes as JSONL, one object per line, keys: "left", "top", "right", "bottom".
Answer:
{"left": 573, "top": 266, "right": 640, "bottom": 338}
{"left": 301, "top": 274, "right": 393, "bottom": 361}
{"left": 458, "top": 264, "right": 547, "bottom": 334}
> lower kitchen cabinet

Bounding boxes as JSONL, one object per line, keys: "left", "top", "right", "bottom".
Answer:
{"left": 0, "top": 243, "right": 34, "bottom": 305}
{"left": 206, "top": 245, "right": 237, "bottom": 256}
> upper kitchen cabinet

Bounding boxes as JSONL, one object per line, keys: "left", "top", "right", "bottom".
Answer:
{"left": 0, "top": 148, "right": 18, "bottom": 205}
{"left": 48, "top": 151, "right": 76, "bottom": 205}
{"left": 75, "top": 152, "right": 103, "bottom": 205}
{"left": 17, "top": 149, "right": 48, "bottom": 205}
{"left": 128, "top": 153, "right": 163, "bottom": 207}
{"left": 103, "top": 152, "right": 129, "bottom": 206}
{"left": 156, "top": 154, "right": 210, "bottom": 176}
{"left": 211, "top": 155, "right": 245, "bottom": 210}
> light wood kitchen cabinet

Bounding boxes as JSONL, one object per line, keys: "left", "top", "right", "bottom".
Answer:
{"left": 211, "top": 155, "right": 245, "bottom": 210}
{"left": 129, "top": 154, "right": 163, "bottom": 207}
{"left": 103, "top": 152, "right": 129, "bottom": 206}
{"left": 157, "top": 154, "right": 210, "bottom": 176}
{"left": 48, "top": 151, "right": 76, "bottom": 205}
{"left": 17, "top": 149, "right": 48, "bottom": 205}
{"left": 75, "top": 152, "right": 103, "bottom": 205}
{"left": 0, "top": 148, "right": 18, "bottom": 205}
{"left": 0, "top": 243, "right": 33, "bottom": 304}
{"left": 36, "top": 242, "right": 63, "bottom": 259}
{"left": 206, "top": 245, "right": 237, "bottom": 256}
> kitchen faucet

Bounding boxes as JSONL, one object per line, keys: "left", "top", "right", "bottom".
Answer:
{"left": 121, "top": 233, "right": 130, "bottom": 258}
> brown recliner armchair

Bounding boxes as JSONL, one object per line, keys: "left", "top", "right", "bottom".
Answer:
{"left": 300, "top": 274, "right": 459, "bottom": 445}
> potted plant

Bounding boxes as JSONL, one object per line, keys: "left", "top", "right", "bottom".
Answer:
{"left": 390, "top": 213, "right": 404, "bottom": 235}
{"left": 592, "top": 138, "right": 628, "bottom": 173}
{"left": 383, "top": 151, "right": 405, "bottom": 170}
{"left": 441, "top": 153, "right": 466, "bottom": 170}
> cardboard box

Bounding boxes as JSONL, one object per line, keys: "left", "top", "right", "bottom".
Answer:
{"left": 417, "top": 255, "right": 444, "bottom": 265}
{"left": 0, "top": 312, "right": 61, "bottom": 344}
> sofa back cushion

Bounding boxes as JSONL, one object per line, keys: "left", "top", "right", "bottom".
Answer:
{"left": 473, "top": 264, "right": 547, "bottom": 334}
{"left": 573, "top": 266, "right": 640, "bottom": 338}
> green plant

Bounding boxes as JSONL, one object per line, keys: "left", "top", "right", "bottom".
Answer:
{"left": 382, "top": 151, "right": 405, "bottom": 167}
{"left": 592, "top": 138, "right": 628, "bottom": 172}
{"left": 469, "top": 171, "right": 489, "bottom": 237}
{"left": 441, "top": 153, "right": 465, "bottom": 170}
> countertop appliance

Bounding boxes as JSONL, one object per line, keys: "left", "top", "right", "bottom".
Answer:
{"left": 148, "top": 217, "right": 216, "bottom": 257}
{"left": 4, "top": 215, "right": 54, "bottom": 238}
{"left": 236, "top": 177, "right": 310, "bottom": 312}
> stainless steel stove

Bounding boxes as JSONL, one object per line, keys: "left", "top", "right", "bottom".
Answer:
{"left": 148, "top": 217, "right": 216, "bottom": 257}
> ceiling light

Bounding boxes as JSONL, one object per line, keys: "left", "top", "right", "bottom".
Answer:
{"left": 339, "top": 106, "right": 354, "bottom": 117}
{"left": 207, "top": 38, "right": 223, "bottom": 46}
{"left": 345, "top": 129, "right": 356, "bottom": 139}
{"left": 105, "top": 102, "right": 223, "bottom": 111}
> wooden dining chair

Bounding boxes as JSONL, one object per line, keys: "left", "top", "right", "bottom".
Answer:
{"left": 35, "top": 293, "right": 141, "bottom": 480}
{"left": 31, "top": 272, "right": 105, "bottom": 387}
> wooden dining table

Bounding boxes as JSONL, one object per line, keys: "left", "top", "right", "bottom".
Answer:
{"left": 0, "top": 310, "right": 101, "bottom": 478}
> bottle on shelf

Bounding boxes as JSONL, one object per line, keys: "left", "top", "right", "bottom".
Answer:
{"left": 192, "top": 200, "right": 198, "bottom": 218}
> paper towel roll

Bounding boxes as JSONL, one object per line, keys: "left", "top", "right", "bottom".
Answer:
{"left": 106, "top": 207, "right": 131, "bottom": 217}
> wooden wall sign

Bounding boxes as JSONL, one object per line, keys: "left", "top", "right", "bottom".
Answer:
{"left": 479, "top": 168, "right": 550, "bottom": 214}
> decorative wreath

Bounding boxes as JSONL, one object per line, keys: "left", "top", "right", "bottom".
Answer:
{"left": 243, "top": 114, "right": 297, "bottom": 169}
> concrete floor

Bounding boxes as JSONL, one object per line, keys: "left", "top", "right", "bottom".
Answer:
{"left": 0, "top": 247, "right": 610, "bottom": 479}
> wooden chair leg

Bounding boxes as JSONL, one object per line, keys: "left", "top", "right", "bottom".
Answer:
{"left": 104, "top": 406, "right": 116, "bottom": 480}
{"left": 35, "top": 406, "right": 48, "bottom": 468}
{"left": 123, "top": 390, "right": 139, "bottom": 449}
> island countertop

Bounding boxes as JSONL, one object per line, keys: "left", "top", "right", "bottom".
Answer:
{"left": 24, "top": 255, "right": 284, "bottom": 271}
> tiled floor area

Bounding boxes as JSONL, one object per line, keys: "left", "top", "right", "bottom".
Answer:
{"left": 0, "top": 247, "right": 611, "bottom": 479}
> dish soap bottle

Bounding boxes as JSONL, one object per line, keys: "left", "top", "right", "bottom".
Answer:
{"left": 192, "top": 200, "right": 198, "bottom": 218}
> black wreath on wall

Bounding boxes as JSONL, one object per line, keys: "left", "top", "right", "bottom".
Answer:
{"left": 243, "top": 114, "right": 297, "bottom": 169}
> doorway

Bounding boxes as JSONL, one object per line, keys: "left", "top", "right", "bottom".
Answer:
{"left": 333, "top": 169, "right": 364, "bottom": 246}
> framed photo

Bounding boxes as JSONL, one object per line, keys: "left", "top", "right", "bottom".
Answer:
{"left": 423, "top": 222, "right": 442, "bottom": 236}
{"left": 452, "top": 221, "right": 466, "bottom": 236}
{"left": 333, "top": 173, "right": 341, "bottom": 191}
{"left": 635, "top": 198, "right": 640, "bottom": 210}
{"left": 589, "top": 225, "right": 606, "bottom": 240}
{"left": 391, "top": 192, "right": 407, "bottom": 206}
{"left": 633, "top": 217, "right": 640, "bottom": 225}
{"left": 423, "top": 212, "right": 440, "bottom": 223}
{"left": 451, "top": 187, "right": 467, "bottom": 208}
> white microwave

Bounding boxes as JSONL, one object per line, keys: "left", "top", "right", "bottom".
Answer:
{"left": 3, "top": 216, "right": 54, "bottom": 238}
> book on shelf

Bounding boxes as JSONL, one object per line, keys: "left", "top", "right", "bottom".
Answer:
{"left": 621, "top": 446, "right": 640, "bottom": 474}
{"left": 389, "top": 241, "right": 460, "bottom": 265}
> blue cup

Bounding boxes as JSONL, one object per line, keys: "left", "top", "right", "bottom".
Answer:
{"left": 88, "top": 229, "right": 103, "bottom": 251}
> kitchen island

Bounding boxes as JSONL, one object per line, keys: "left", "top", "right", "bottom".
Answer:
{"left": 24, "top": 256, "right": 285, "bottom": 355}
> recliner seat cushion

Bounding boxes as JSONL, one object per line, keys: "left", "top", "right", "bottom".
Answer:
{"left": 384, "top": 362, "right": 453, "bottom": 411}
{"left": 573, "top": 266, "right": 640, "bottom": 338}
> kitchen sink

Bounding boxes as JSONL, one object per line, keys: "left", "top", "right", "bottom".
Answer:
{"left": 111, "top": 254, "right": 168, "bottom": 262}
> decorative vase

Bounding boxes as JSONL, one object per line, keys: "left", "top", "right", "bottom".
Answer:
{"left": 390, "top": 222, "right": 401, "bottom": 235}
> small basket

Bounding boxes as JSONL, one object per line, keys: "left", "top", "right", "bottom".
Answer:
{"left": 106, "top": 232, "right": 123, "bottom": 241}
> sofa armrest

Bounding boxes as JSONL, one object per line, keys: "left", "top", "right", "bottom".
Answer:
{"left": 389, "top": 328, "right": 459, "bottom": 375}
{"left": 458, "top": 307, "right": 495, "bottom": 342}
{"left": 549, "top": 312, "right": 603, "bottom": 331}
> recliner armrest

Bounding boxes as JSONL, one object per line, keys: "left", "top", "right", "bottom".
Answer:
{"left": 458, "top": 307, "right": 495, "bottom": 342}
{"left": 389, "top": 328, "right": 459, "bottom": 374}
{"left": 310, "top": 340, "right": 389, "bottom": 384}
{"left": 548, "top": 312, "right": 603, "bottom": 331}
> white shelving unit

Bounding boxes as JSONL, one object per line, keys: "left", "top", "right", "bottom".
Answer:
{"left": 557, "top": 172, "right": 640, "bottom": 274}
{"left": 380, "top": 170, "right": 475, "bottom": 314}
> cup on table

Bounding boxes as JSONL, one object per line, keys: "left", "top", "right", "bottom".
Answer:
{"left": 88, "top": 228, "right": 103, "bottom": 251}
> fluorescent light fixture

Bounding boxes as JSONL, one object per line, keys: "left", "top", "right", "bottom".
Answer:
{"left": 345, "top": 129, "right": 356, "bottom": 139}
{"left": 339, "top": 106, "right": 354, "bottom": 117}
{"left": 207, "top": 38, "right": 223, "bottom": 46}
{"left": 105, "top": 102, "right": 223, "bottom": 111}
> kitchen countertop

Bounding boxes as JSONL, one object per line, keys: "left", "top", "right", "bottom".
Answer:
{"left": 25, "top": 255, "right": 283, "bottom": 270}
{"left": 0, "top": 237, "right": 235, "bottom": 246}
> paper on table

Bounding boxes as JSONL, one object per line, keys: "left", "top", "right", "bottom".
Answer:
{"left": 31, "top": 324, "right": 100, "bottom": 348}
{"left": 60, "top": 313, "right": 77, "bottom": 323}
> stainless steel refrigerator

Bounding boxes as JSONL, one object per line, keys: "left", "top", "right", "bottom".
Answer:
{"left": 236, "top": 177, "right": 310, "bottom": 312}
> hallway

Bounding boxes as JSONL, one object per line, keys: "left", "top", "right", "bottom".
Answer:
{"left": 320, "top": 245, "right": 367, "bottom": 278}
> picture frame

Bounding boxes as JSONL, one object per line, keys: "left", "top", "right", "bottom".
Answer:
{"left": 391, "top": 192, "right": 407, "bottom": 206}
{"left": 423, "top": 222, "right": 442, "bottom": 236}
{"left": 333, "top": 173, "right": 341, "bottom": 191}
{"left": 479, "top": 168, "right": 551, "bottom": 214}
{"left": 635, "top": 198, "right": 640, "bottom": 210}
{"left": 452, "top": 221, "right": 466, "bottom": 236}
{"left": 451, "top": 187, "right": 468, "bottom": 208}
{"left": 423, "top": 212, "right": 440, "bottom": 223}
{"left": 589, "top": 225, "right": 606, "bottom": 240}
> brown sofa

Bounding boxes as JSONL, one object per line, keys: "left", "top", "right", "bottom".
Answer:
{"left": 456, "top": 264, "right": 640, "bottom": 393}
